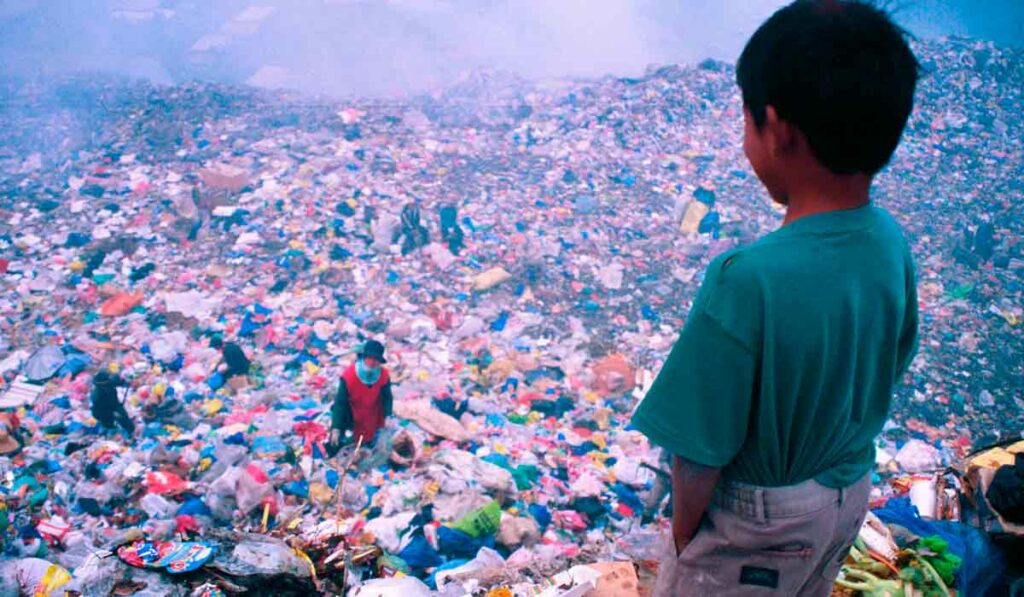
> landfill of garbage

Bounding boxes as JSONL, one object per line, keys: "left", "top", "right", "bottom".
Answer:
{"left": 0, "top": 36, "right": 1021, "bottom": 596}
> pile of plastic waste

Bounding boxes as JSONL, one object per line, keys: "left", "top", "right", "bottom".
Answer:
{"left": 0, "top": 36, "right": 1021, "bottom": 595}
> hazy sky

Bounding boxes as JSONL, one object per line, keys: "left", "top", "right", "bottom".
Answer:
{"left": 0, "top": 0, "right": 1021, "bottom": 97}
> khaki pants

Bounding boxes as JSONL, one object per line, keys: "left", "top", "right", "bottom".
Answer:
{"left": 227, "top": 375, "right": 249, "bottom": 391}
{"left": 655, "top": 474, "right": 870, "bottom": 596}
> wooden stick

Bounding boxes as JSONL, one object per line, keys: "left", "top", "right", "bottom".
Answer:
{"left": 260, "top": 502, "right": 271, "bottom": 533}
{"left": 335, "top": 435, "right": 364, "bottom": 518}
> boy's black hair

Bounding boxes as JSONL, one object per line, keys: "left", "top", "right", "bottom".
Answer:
{"left": 736, "top": 0, "right": 919, "bottom": 175}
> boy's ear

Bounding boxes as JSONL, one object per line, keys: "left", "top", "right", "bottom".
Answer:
{"left": 763, "top": 106, "right": 797, "bottom": 157}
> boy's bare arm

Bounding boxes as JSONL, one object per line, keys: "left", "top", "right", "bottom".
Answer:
{"left": 671, "top": 455, "right": 721, "bottom": 553}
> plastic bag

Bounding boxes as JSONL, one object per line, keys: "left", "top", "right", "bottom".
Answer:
{"left": 150, "top": 331, "right": 188, "bottom": 363}
{"left": 394, "top": 400, "right": 470, "bottom": 442}
{"left": 874, "top": 499, "right": 1006, "bottom": 594}
{"left": 55, "top": 532, "right": 96, "bottom": 570}
{"left": 209, "top": 466, "right": 243, "bottom": 497}
{"left": 432, "top": 492, "right": 494, "bottom": 523}
{"left": 364, "top": 512, "right": 416, "bottom": 553}
{"left": 496, "top": 514, "right": 540, "bottom": 549}
{"left": 348, "top": 576, "right": 432, "bottom": 597}
{"left": 894, "top": 440, "right": 942, "bottom": 473}
{"left": 207, "top": 371, "right": 224, "bottom": 390}
{"left": 434, "top": 547, "right": 505, "bottom": 590}
{"left": 235, "top": 465, "right": 273, "bottom": 514}
{"left": 213, "top": 537, "right": 312, "bottom": 579}
{"left": 931, "top": 520, "right": 1006, "bottom": 595}
{"left": 65, "top": 553, "right": 119, "bottom": 597}
{"left": 431, "top": 450, "right": 516, "bottom": 494}
{"left": 359, "top": 427, "right": 395, "bottom": 471}
{"left": 140, "top": 494, "right": 177, "bottom": 518}
{"left": 0, "top": 558, "right": 72, "bottom": 596}
{"left": 450, "top": 501, "right": 501, "bottom": 538}
{"left": 397, "top": 534, "right": 442, "bottom": 570}
{"left": 612, "top": 458, "right": 655, "bottom": 488}
{"left": 145, "top": 471, "right": 189, "bottom": 496}
{"left": 437, "top": 526, "right": 494, "bottom": 560}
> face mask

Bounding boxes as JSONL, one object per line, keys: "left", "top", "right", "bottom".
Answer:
{"left": 356, "top": 358, "right": 381, "bottom": 385}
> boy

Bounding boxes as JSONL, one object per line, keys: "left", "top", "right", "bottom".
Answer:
{"left": 631, "top": 1, "right": 920, "bottom": 594}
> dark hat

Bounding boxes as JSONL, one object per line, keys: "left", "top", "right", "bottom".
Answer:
{"left": 357, "top": 339, "right": 387, "bottom": 363}
{"left": 94, "top": 370, "right": 113, "bottom": 385}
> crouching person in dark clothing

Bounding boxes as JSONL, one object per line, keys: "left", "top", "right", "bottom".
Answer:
{"left": 210, "top": 337, "right": 251, "bottom": 390}
{"left": 91, "top": 371, "right": 135, "bottom": 436}
{"left": 439, "top": 203, "right": 465, "bottom": 255}
{"left": 328, "top": 340, "right": 394, "bottom": 456}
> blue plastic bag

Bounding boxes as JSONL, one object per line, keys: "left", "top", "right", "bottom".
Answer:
{"left": 426, "top": 558, "right": 470, "bottom": 589}
{"left": 611, "top": 483, "right": 644, "bottom": 515}
{"left": 874, "top": 498, "right": 1005, "bottom": 594}
{"left": 56, "top": 352, "right": 92, "bottom": 378}
{"left": 282, "top": 480, "right": 309, "bottom": 498}
{"left": 698, "top": 211, "right": 721, "bottom": 234}
{"left": 398, "top": 534, "right": 443, "bottom": 570}
{"left": 931, "top": 520, "right": 1005, "bottom": 595}
{"left": 528, "top": 504, "right": 551, "bottom": 530}
{"left": 176, "top": 498, "right": 212, "bottom": 518}
{"left": 693, "top": 186, "right": 716, "bottom": 206}
{"left": 437, "top": 526, "right": 494, "bottom": 560}
{"left": 490, "top": 311, "right": 509, "bottom": 332}
{"left": 207, "top": 371, "right": 224, "bottom": 390}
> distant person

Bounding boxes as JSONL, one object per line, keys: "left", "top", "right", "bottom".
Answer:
{"left": 398, "top": 201, "right": 430, "bottom": 255}
{"left": 631, "top": 2, "right": 920, "bottom": 594}
{"left": 439, "top": 203, "right": 465, "bottom": 255}
{"left": 352, "top": 203, "right": 376, "bottom": 248}
{"left": 91, "top": 370, "right": 135, "bottom": 436}
{"left": 210, "top": 337, "right": 251, "bottom": 384}
{"left": 329, "top": 340, "right": 394, "bottom": 455}
{"left": 187, "top": 185, "right": 204, "bottom": 241}
{"left": 975, "top": 218, "right": 996, "bottom": 261}
{"left": 363, "top": 203, "right": 377, "bottom": 227}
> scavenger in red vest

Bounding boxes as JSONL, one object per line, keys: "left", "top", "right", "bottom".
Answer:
{"left": 330, "top": 340, "right": 393, "bottom": 452}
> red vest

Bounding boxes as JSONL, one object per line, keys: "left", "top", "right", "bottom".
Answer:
{"left": 341, "top": 363, "right": 389, "bottom": 443}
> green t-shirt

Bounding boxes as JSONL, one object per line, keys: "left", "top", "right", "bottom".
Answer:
{"left": 632, "top": 204, "right": 918, "bottom": 488}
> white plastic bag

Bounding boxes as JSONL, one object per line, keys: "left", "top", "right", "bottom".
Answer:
{"left": 894, "top": 439, "right": 941, "bottom": 473}
{"left": 435, "top": 547, "right": 505, "bottom": 589}
{"left": 348, "top": 576, "right": 432, "bottom": 597}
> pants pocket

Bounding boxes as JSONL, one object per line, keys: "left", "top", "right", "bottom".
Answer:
{"left": 819, "top": 477, "right": 871, "bottom": 581}
{"left": 719, "top": 543, "right": 814, "bottom": 559}
{"left": 817, "top": 538, "right": 855, "bottom": 583}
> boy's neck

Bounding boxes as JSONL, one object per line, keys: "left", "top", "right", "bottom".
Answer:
{"left": 781, "top": 172, "right": 872, "bottom": 225}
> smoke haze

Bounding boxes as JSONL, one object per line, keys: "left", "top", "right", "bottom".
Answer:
{"left": 0, "top": 0, "right": 1022, "bottom": 97}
